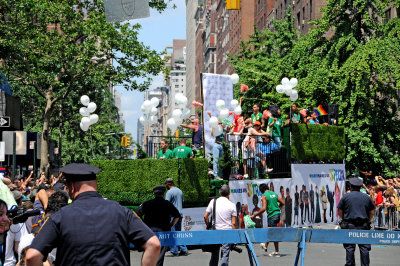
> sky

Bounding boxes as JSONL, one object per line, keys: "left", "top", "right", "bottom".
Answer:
{"left": 115, "top": 0, "right": 186, "bottom": 141}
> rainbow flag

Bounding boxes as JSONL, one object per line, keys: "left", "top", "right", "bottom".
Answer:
{"left": 314, "top": 104, "right": 327, "bottom": 116}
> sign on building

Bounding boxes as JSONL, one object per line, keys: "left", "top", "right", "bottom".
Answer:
{"left": 2, "top": 131, "right": 27, "bottom": 155}
{"left": 104, "top": 0, "right": 150, "bottom": 23}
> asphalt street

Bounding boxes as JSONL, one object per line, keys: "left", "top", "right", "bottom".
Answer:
{"left": 130, "top": 241, "right": 400, "bottom": 266}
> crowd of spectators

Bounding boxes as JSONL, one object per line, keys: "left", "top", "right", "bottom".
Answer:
{"left": 0, "top": 169, "right": 68, "bottom": 265}
{"left": 357, "top": 175, "right": 400, "bottom": 228}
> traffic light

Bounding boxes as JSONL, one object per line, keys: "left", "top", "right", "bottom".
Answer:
{"left": 126, "top": 137, "right": 130, "bottom": 146}
{"left": 226, "top": 0, "right": 240, "bottom": 10}
{"left": 121, "top": 136, "right": 127, "bottom": 146}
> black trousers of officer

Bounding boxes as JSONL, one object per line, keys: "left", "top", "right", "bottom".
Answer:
{"left": 343, "top": 224, "right": 371, "bottom": 266}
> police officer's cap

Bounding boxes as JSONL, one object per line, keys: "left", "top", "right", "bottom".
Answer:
{"left": 153, "top": 185, "right": 166, "bottom": 194}
{"left": 60, "top": 163, "right": 101, "bottom": 182}
{"left": 349, "top": 177, "right": 363, "bottom": 187}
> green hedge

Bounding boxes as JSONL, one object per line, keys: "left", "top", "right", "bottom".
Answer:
{"left": 91, "top": 159, "right": 209, "bottom": 207}
{"left": 291, "top": 124, "right": 345, "bottom": 161}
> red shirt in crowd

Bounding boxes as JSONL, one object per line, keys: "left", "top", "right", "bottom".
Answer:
{"left": 375, "top": 191, "right": 383, "bottom": 206}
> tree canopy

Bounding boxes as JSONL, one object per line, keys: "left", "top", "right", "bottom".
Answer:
{"left": 0, "top": 0, "right": 171, "bottom": 171}
{"left": 230, "top": 1, "right": 400, "bottom": 176}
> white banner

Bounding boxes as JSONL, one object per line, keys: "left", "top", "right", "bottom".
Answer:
{"left": 0, "top": 142, "right": 4, "bottom": 162}
{"left": 181, "top": 207, "right": 207, "bottom": 231}
{"left": 202, "top": 73, "right": 233, "bottom": 156}
{"left": 230, "top": 164, "right": 346, "bottom": 228}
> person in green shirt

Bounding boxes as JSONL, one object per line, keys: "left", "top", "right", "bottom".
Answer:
{"left": 251, "top": 104, "right": 265, "bottom": 128}
{"left": 268, "top": 108, "right": 284, "bottom": 148}
{"left": 251, "top": 183, "right": 285, "bottom": 257}
{"left": 157, "top": 139, "right": 173, "bottom": 159}
{"left": 172, "top": 139, "right": 194, "bottom": 159}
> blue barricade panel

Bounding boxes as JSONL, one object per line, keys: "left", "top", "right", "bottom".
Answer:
{"left": 155, "top": 228, "right": 268, "bottom": 246}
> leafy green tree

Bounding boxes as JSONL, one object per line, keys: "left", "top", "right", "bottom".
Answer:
{"left": 231, "top": 1, "right": 400, "bottom": 175}
{"left": 0, "top": 0, "right": 170, "bottom": 172}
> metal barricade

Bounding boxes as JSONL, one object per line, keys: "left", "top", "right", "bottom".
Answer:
{"left": 226, "top": 134, "right": 291, "bottom": 178}
{"left": 372, "top": 206, "right": 400, "bottom": 231}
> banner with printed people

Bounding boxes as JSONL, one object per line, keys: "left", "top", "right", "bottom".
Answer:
{"left": 229, "top": 164, "right": 346, "bottom": 228}
{"left": 202, "top": 73, "right": 234, "bottom": 156}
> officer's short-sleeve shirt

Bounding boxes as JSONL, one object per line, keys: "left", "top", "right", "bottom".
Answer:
{"left": 337, "top": 191, "right": 375, "bottom": 221}
{"left": 30, "top": 191, "right": 155, "bottom": 266}
{"left": 136, "top": 197, "right": 181, "bottom": 231}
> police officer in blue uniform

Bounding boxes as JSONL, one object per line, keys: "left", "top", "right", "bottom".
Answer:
{"left": 26, "top": 163, "right": 161, "bottom": 266}
{"left": 136, "top": 185, "right": 181, "bottom": 266}
{"left": 337, "top": 178, "right": 375, "bottom": 266}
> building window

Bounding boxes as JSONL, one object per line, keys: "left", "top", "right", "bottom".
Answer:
{"left": 385, "top": 9, "right": 391, "bottom": 23}
{"left": 297, "top": 12, "right": 300, "bottom": 27}
{"left": 310, "top": 0, "right": 313, "bottom": 18}
{"left": 175, "top": 85, "right": 179, "bottom": 88}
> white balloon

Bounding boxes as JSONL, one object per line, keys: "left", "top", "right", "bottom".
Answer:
{"left": 140, "top": 104, "right": 146, "bottom": 113}
{"left": 81, "top": 117, "right": 91, "bottom": 128}
{"left": 290, "top": 93, "right": 299, "bottom": 101}
{"left": 150, "top": 97, "right": 160, "bottom": 107}
{"left": 216, "top": 100, "right": 225, "bottom": 111}
{"left": 139, "top": 116, "right": 146, "bottom": 125}
{"left": 150, "top": 107, "right": 158, "bottom": 116}
{"left": 175, "top": 93, "right": 184, "bottom": 102}
{"left": 181, "top": 108, "right": 191, "bottom": 119}
{"left": 180, "top": 95, "right": 188, "bottom": 107}
{"left": 231, "top": 99, "right": 239, "bottom": 108}
{"left": 234, "top": 106, "right": 242, "bottom": 115}
{"left": 276, "top": 85, "right": 285, "bottom": 94}
{"left": 283, "top": 84, "right": 292, "bottom": 96}
{"left": 80, "top": 95, "right": 90, "bottom": 106}
{"left": 150, "top": 115, "right": 158, "bottom": 124}
{"left": 79, "top": 107, "right": 90, "bottom": 117}
{"left": 230, "top": 73, "right": 239, "bottom": 84}
{"left": 282, "top": 77, "right": 290, "bottom": 85}
{"left": 167, "top": 118, "right": 177, "bottom": 131}
{"left": 89, "top": 114, "right": 99, "bottom": 125}
{"left": 289, "top": 78, "right": 298, "bottom": 88}
{"left": 87, "top": 102, "right": 97, "bottom": 113}
{"left": 209, "top": 116, "right": 219, "bottom": 129}
{"left": 213, "top": 125, "right": 223, "bottom": 136}
{"left": 219, "top": 108, "right": 229, "bottom": 119}
{"left": 143, "top": 100, "right": 153, "bottom": 113}
{"left": 172, "top": 109, "right": 182, "bottom": 120}
{"left": 80, "top": 122, "right": 88, "bottom": 131}
{"left": 174, "top": 117, "right": 183, "bottom": 125}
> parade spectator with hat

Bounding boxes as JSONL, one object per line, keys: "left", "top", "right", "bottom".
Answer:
{"left": 164, "top": 178, "right": 188, "bottom": 256}
{"left": 26, "top": 163, "right": 160, "bottom": 266}
{"left": 337, "top": 177, "right": 375, "bottom": 266}
{"left": 136, "top": 184, "right": 181, "bottom": 266}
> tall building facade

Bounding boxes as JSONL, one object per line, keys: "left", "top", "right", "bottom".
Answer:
{"left": 160, "top": 40, "right": 187, "bottom": 135}
{"left": 186, "top": 0, "right": 202, "bottom": 115}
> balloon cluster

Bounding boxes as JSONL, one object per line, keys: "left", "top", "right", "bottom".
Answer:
{"left": 209, "top": 99, "right": 242, "bottom": 136}
{"left": 139, "top": 97, "right": 160, "bottom": 125}
{"left": 167, "top": 93, "right": 191, "bottom": 132}
{"left": 79, "top": 95, "right": 99, "bottom": 132}
{"left": 276, "top": 77, "right": 299, "bottom": 101}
